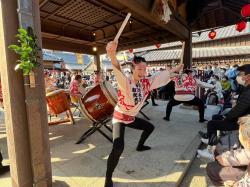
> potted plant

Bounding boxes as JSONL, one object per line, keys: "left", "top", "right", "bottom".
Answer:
{"left": 8, "top": 27, "right": 41, "bottom": 88}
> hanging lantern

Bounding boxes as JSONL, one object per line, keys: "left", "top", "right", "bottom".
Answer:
{"left": 208, "top": 30, "right": 216, "bottom": 39}
{"left": 155, "top": 43, "right": 161, "bottom": 49}
{"left": 241, "top": 4, "right": 250, "bottom": 17}
{"left": 128, "top": 48, "right": 133, "bottom": 53}
{"left": 235, "top": 21, "right": 247, "bottom": 32}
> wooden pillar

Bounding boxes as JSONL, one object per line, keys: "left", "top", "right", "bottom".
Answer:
{"left": 0, "top": 0, "right": 52, "bottom": 186}
{"left": 29, "top": 1, "right": 52, "bottom": 186}
{"left": 94, "top": 54, "right": 101, "bottom": 72}
{"left": 180, "top": 30, "right": 192, "bottom": 69}
{"left": 0, "top": 0, "right": 33, "bottom": 186}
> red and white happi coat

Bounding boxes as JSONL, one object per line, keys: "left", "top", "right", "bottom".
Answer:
{"left": 172, "top": 74, "right": 214, "bottom": 101}
{"left": 173, "top": 74, "right": 196, "bottom": 95}
{"left": 113, "top": 66, "right": 171, "bottom": 124}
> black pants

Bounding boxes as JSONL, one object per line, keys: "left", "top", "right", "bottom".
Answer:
{"left": 105, "top": 117, "right": 154, "bottom": 181}
{"left": 150, "top": 90, "right": 157, "bottom": 105}
{"left": 207, "top": 116, "right": 238, "bottom": 146}
{"left": 165, "top": 96, "right": 205, "bottom": 121}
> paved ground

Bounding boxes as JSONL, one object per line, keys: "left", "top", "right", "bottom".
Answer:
{"left": 180, "top": 149, "right": 213, "bottom": 187}
{"left": 0, "top": 100, "right": 219, "bottom": 187}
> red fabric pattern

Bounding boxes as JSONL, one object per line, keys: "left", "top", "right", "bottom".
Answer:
{"left": 69, "top": 80, "right": 82, "bottom": 97}
{"left": 141, "top": 78, "right": 151, "bottom": 95}
{"left": 113, "top": 110, "right": 135, "bottom": 122}
{"left": 117, "top": 90, "right": 134, "bottom": 110}
{"left": 183, "top": 75, "right": 196, "bottom": 92}
{"left": 173, "top": 75, "right": 196, "bottom": 94}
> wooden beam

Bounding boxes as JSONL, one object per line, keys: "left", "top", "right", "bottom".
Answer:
{"left": 42, "top": 38, "right": 102, "bottom": 54}
{"left": 180, "top": 30, "right": 192, "bottom": 68}
{"left": 222, "top": 7, "right": 241, "bottom": 18}
{"left": 94, "top": 27, "right": 152, "bottom": 43}
{"left": 43, "top": 0, "right": 72, "bottom": 21}
{"left": 41, "top": 22, "right": 94, "bottom": 42}
{"left": 119, "top": 34, "right": 169, "bottom": 47}
{"left": 94, "top": 54, "right": 101, "bottom": 71}
{"left": 114, "top": 0, "right": 189, "bottom": 40}
{"left": 86, "top": 0, "right": 161, "bottom": 35}
{"left": 39, "top": 0, "right": 49, "bottom": 8}
{"left": 117, "top": 36, "right": 179, "bottom": 52}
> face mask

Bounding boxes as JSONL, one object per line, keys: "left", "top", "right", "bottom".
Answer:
{"left": 236, "top": 76, "right": 246, "bottom": 86}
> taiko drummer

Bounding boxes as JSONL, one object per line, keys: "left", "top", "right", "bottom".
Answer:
{"left": 104, "top": 41, "right": 183, "bottom": 187}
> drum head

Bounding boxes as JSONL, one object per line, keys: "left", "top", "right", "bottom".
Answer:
{"left": 46, "top": 89, "right": 64, "bottom": 97}
{"left": 103, "top": 81, "right": 117, "bottom": 98}
{"left": 80, "top": 82, "right": 116, "bottom": 122}
{"left": 101, "top": 81, "right": 117, "bottom": 103}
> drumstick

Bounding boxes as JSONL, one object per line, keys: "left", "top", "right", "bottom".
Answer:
{"left": 114, "top": 12, "right": 131, "bottom": 41}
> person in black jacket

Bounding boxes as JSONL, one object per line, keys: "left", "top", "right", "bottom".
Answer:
{"left": 197, "top": 64, "right": 250, "bottom": 160}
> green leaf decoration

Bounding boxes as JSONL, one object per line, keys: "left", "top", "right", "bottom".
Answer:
{"left": 8, "top": 27, "right": 40, "bottom": 75}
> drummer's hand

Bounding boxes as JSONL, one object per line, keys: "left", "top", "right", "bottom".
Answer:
{"left": 106, "top": 41, "right": 118, "bottom": 58}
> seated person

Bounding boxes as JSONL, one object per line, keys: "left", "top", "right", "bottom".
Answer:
{"left": 206, "top": 75, "right": 223, "bottom": 105}
{"left": 221, "top": 75, "right": 231, "bottom": 101}
{"left": 69, "top": 75, "right": 83, "bottom": 101}
{"left": 234, "top": 164, "right": 250, "bottom": 187}
{"left": 198, "top": 64, "right": 250, "bottom": 160}
{"left": 44, "top": 71, "right": 57, "bottom": 93}
{"left": 94, "top": 71, "right": 103, "bottom": 85}
{"left": 206, "top": 115, "right": 250, "bottom": 186}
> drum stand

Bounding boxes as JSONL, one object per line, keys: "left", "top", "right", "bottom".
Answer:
{"left": 76, "top": 117, "right": 112, "bottom": 144}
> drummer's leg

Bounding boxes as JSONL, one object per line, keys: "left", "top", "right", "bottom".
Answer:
{"left": 128, "top": 117, "right": 155, "bottom": 151}
{"left": 164, "top": 98, "right": 181, "bottom": 120}
{"left": 105, "top": 123, "right": 125, "bottom": 187}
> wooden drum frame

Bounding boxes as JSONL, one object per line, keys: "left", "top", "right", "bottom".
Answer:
{"left": 46, "top": 89, "right": 74, "bottom": 125}
{"left": 80, "top": 81, "right": 117, "bottom": 122}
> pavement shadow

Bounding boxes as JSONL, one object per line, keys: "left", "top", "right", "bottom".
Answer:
{"left": 53, "top": 180, "right": 71, "bottom": 187}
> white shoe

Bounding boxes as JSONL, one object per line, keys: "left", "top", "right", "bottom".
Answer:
{"left": 201, "top": 138, "right": 208, "bottom": 144}
{"left": 197, "top": 149, "right": 214, "bottom": 161}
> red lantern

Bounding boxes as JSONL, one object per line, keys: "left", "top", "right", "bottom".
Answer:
{"left": 208, "top": 30, "right": 216, "bottom": 39}
{"left": 241, "top": 4, "right": 250, "bottom": 17}
{"left": 129, "top": 48, "right": 133, "bottom": 53}
{"left": 155, "top": 43, "right": 161, "bottom": 49}
{"left": 235, "top": 21, "right": 247, "bottom": 32}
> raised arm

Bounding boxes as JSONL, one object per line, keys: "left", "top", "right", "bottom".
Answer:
{"left": 106, "top": 40, "right": 127, "bottom": 90}
{"left": 149, "top": 64, "right": 184, "bottom": 90}
{"left": 106, "top": 41, "right": 120, "bottom": 71}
